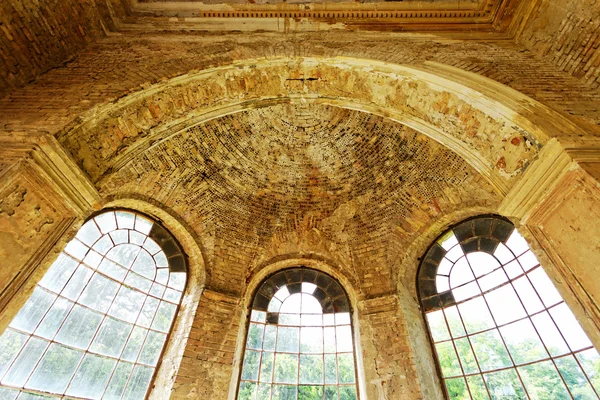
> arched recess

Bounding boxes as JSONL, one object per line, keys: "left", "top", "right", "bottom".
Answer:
{"left": 56, "top": 57, "right": 587, "bottom": 198}
{"left": 101, "top": 198, "right": 207, "bottom": 399}
{"left": 417, "top": 215, "right": 600, "bottom": 399}
{"left": 230, "top": 258, "right": 367, "bottom": 400}
{"left": 0, "top": 209, "right": 192, "bottom": 399}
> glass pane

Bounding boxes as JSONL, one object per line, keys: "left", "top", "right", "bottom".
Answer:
{"left": 280, "top": 294, "right": 302, "bottom": 314}
{"left": 76, "top": 220, "right": 102, "bottom": 246}
{"left": 455, "top": 337, "right": 479, "bottom": 374}
{"left": 64, "top": 239, "right": 89, "bottom": 261}
{"left": 324, "top": 327, "right": 336, "bottom": 353}
{"left": 550, "top": 303, "right": 593, "bottom": 352}
{"left": 453, "top": 281, "right": 481, "bottom": 302}
{"left": 106, "top": 244, "right": 140, "bottom": 269}
{"left": 109, "top": 230, "right": 128, "bottom": 245}
{"left": 500, "top": 319, "right": 548, "bottom": 365}
{"left": 477, "top": 269, "right": 508, "bottom": 293}
{"left": 95, "top": 212, "right": 117, "bottom": 234}
{"left": 163, "top": 287, "right": 180, "bottom": 303}
{"left": 257, "top": 383, "right": 271, "bottom": 399}
{"left": 483, "top": 369, "right": 526, "bottom": 400}
{"left": 512, "top": 276, "right": 544, "bottom": 314}
{"left": 336, "top": 326, "right": 352, "bottom": 353}
{"left": 337, "top": 354, "right": 355, "bottom": 384}
{"left": 518, "top": 360, "right": 570, "bottom": 399}
{"left": 493, "top": 243, "right": 514, "bottom": 264}
{"left": 238, "top": 381, "right": 257, "bottom": 400}
{"left": 298, "top": 385, "right": 324, "bottom": 399}
{"left": 528, "top": 268, "right": 563, "bottom": 307}
{"left": 272, "top": 385, "right": 297, "bottom": 400}
{"left": 121, "top": 326, "right": 148, "bottom": 362}
{"left": 445, "top": 377, "right": 469, "bottom": 400}
{"left": 466, "top": 375, "right": 490, "bottom": 400}
{"left": 151, "top": 301, "right": 177, "bottom": 332}
{"left": 576, "top": 349, "right": 600, "bottom": 393}
{"left": 0, "top": 387, "right": 18, "bottom": 400}
{"left": 10, "top": 287, "right": 56, "bottom": 334}
{"left": 300, "top": 327, "right": 323, "bottom": 353}
{"left": 134, "top": 215, "right": 153, "bottom": 235}
{"left": 277, "top": 327, "right": 299, "bottom": 353}
{"left": 518, "top": 251, "right": 539, "bottom": 271}
{"left": 26, "top": 343, "right": 83, "bottom": 394}
{"left": 115, "top": 211, "right": 135, "bottom": 230}
{"left": 38, "top": 254, "right": 79, "bottom": 294}
{"left": 78, "top": 274, "right": 119, "bottom": 313}
{"left": 444, "top": 306, "right": 466, "bottom": 338}
{"left": 251, "top": 311, "right": 266, "bottom": 323}
{"left": 124, "top": 272, "right": 152, "bottom": 293}
{"left": 325, "top": 386, "right": 338, "bottom": 400}
{"left": 55, "top": 305, "right": 103, "bottom": 349}
{"left": 458, "top": 297, "right": 495, "bottom": 334}
{"left": 435, "top": 341, "right": 462, "bottom": 377}
{"left": 274, "top": 354, "right": 298, "bottom": 384}
{"left": 138, "top": 330, "right": 166, "bottom": 366}
{"left": 259, "top": 352, "right": 274, "bottom": 383}
{"left": 484, "top": 285, "right": 526, "bottom": 326}
{"left": 0, "top": 329, "right": 29, "bottom": 378}
{"left": 279, "top": 314, "right": 300, "bottom": 326}
{"left": 17, "top": 392, "right": 58, "bottom": 399}
{"left": 339, "top": 386, "right": 357, "bottom": 400}
{"left": 168, "top": 272, "right": 186, "bottom": 291}
{"left": 427, "top": 310, "right": 450, "bottom": 342}
{"left": 131, "top": 250, "right": 155, "bottom": 280}
{"left": 301, "top": 314, "right": 322, "bottom": 327}
{"left": 324, "top": 354, "right": 337, "bottom": 384}
{"left": 102, "top": 361, "right": 133, "bottom": 400}
{"left": 531, "top": 312, "right": 570, "bottom": 357}
{"left": 450, "top": 258, "right": 475, "bottom": 288}
{"left": 2, "top": 337, "right": 48, "bottom": 387}
{"left": 301, "top": 294, "right": 322, "bottom": 314}
{"left": 142, "top": 238, "right": 161, "bottom": 255}
{"left": 470, "top": 330, "right": 512, "bottom": 372}
{"left": 299, "top": 355, "right": 323, "bottom": 384}
{"left": 150, "top": 282, "right": 166, "bottom": 298}
{"left": 468, "top": 252, "right": 501, "bottom": 278}
{"left": 66, "top": 353, "right": 117, "bottom": 399}
{"left": 120, "top": 364, "right": 153, "bottom": 399}
{"left": 503, "top": 260, "right": 523, "bottom": 280}
{"left": 108, "top": 286, "right": 145, "bottom": 322}
{"left": 242, "top": 350, "right": 260, "bottom": 381}
{"left": 555, "top": 355, "right": 597, "bottom": 399}
{"left": 61, "top": 265, "right": 94, "bottom": 301}
{"left": 92, "top": 235, "right": 113, "bottom": 255}
{"left": 436, "top": 276, "right": 450, "bottom": 293}
{"left": 35, "top": 296, "right": 74, "bottom": 340}
{"left": 89, "top": 317, "right": 133, "bottom": 358}
{"left": 247, "top": 323, "right": 265, "bottom": 350}
{"left": 264, "top": 326, "right": 277, "bottom": 351}
{"left": 268, "top": 299, "right": 282, "bottom": 313}
{"left": 137, "top": 297, "right": 160, "bottom": 328}
{"left": 505, "top": 230, "right": 528, "bottom": 256}
{"left": 97, "top": 258, "right": 127, "bottom": 282}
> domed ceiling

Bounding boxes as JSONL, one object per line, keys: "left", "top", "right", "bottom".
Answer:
{"left": 99, "top": 104, "right": 499, "bottom": 295}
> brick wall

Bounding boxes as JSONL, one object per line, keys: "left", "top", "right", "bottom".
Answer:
{"left": 519, "top": 0, "right": 600, "bottom": 88}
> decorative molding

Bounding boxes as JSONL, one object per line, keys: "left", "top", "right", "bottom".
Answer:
{"left": 0, "top": 132, "right": 102, "bottom": 216}
{"left": 498, "top": 138, "right": 574, "bottom": 221}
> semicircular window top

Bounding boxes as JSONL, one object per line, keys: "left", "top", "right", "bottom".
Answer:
{"left": 237, "top": 268, "right": 359, "bottom": 400}
{"left": 418, "top": 216, "right": 600, "bottom": 400}
{"left": 0, "top": 210, "right": 187, "bottom": 400}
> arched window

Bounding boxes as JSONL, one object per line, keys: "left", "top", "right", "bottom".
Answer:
{"left": 237, "top": 268, "right": 359, "bottom": 400}
{"left": 0, "top": 210, "right": 187, "bottom": 399}
{"left": 418, "top": 216, "right": 600, "bottom": 399}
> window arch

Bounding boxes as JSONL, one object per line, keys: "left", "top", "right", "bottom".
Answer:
{"left": 0, "top": 210, "right": 187, "bottom": 399}
{"left": 418, "top": 216, "right": 600, "bottom": 399}
{"left": 237, "top": 268, "right": 359, "bottom": 400}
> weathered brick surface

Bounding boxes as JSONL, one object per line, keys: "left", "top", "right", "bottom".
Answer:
{"left": 519, "top": 0, "right": 600, "bottom": 89}
{"left": 0, "top": 0, "right": 113, "bottom": 95}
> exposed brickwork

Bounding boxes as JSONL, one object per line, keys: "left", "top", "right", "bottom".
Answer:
{"left": 359, "top": 294, "right": 423, "bottom": 399}
{"left": 0, "top": 0, "right": 114, "bottom": 96}
{"left": 173, "top": 289, "right": 241, "bottom": 398}
{"left": 98, "top": 105, "right": 498, "bottom": 296}
{"left": 519, "top": 0, "right": 600, "bottom": 89}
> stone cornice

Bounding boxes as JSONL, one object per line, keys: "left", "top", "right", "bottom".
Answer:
{"left": 0, "top": 132, "right": 102, "bottom": 215}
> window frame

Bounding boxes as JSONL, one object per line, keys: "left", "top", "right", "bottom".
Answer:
{"left": 236, "top": 267, "right": 361, "bottom": 400}
{"left": 417, "top": 215, "right": 600, "bottom": 399}
{"left": 0, "top": 208, "right": 188, "bottom": 400}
